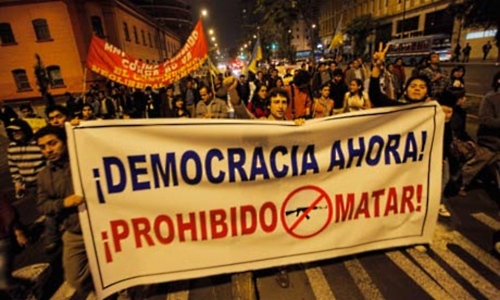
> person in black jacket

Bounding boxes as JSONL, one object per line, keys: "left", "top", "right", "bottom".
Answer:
{"left": 369, "top": 45, "right": 432, "bottom": 107}
{"left": 369, "top": 43, "right": 451, "bottom": 218}
{"left": 329, "top": 69, "right": 348, "bottom": 114}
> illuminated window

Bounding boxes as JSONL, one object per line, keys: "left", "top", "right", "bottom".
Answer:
{"left": 0, "top": 23, "right": 16, "bottom": 45}
{"left": 46, "top": 65, "right": 64, "bottom": 87}
{"left": 12, "top": 69, "right": 31, "bottom": 91}
{"left": 32, "top": 19, "right": 51, "bottom": 41}
{"left": 466, "top": 29, "right": 497, "bottom": 40}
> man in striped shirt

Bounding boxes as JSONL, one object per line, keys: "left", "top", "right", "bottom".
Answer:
{"left": 6, "top": 118, "right": 46, "bottom": 232}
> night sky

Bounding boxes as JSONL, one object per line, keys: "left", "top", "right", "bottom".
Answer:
{"left": 185, "top": 0, "right": 241, "bottom": 49}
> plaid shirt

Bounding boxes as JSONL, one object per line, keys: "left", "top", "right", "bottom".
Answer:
{"left": 420, "top": 65, "right": 448, "bottom": 98}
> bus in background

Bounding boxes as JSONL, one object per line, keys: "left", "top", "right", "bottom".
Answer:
{"left": 386, "top": 34, "right": 452, "bottom": 66}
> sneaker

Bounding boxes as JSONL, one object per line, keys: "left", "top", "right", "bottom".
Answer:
{"left": 439, "top": 204, "right": 451, "bottom": 218}
{"left": 275, "top": 269, "right": 289, "bottom": 288}
{"left": 413, "top": 245, "right": 427, "bottom": 253}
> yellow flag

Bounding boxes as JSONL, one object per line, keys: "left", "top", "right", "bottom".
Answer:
{"left": 329, "top": 15, "right": 343, "bottom": 51}
{"left": 247, "top": 38, "right": 263, "bottom": 74}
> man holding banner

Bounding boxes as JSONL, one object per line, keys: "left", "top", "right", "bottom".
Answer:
{"left": 35, "top": 126, "right": 92, "bottom": 298}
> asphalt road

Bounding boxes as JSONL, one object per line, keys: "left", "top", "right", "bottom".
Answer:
{"left": 442, "top": 61, "right": 499, "bottom": 96}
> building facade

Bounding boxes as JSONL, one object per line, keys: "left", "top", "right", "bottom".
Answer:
{"left": 0, "top": 0, "right": 183, "bottom": 103}
{"left": 130, "top": 0, "right": 193, "bottom": 40}
{"left": 319, "top": 0, "right": 496, "bottom": 60}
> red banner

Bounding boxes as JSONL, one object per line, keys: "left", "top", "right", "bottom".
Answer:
{"left": 86, "top": 20, "right": 209, "bottom": 89}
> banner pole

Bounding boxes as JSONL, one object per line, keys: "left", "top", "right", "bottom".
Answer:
{"left": 81, "top": 67, "right": 87, "bottom": 101}
{"left": 209, "top": 59, "right": 215, "bottom": 94}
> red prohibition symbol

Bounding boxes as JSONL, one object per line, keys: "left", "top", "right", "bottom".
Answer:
{"left": 280, "top": 185, "right": 333, "bottom": 239}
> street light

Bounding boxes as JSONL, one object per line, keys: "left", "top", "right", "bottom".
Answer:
{"left": 209, "top": 29, "right": 214, "bottom": 35}
{"left": 201, "top": 9, "right": 208, "bottom": 17}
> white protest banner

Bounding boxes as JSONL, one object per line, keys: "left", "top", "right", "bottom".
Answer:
{"left": 67, "top": 102, "right": 444, "bottom": 299}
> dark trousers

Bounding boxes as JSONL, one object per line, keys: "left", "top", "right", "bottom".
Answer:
{"left": 43, "top": 215, "right": 62, "bottom": 246}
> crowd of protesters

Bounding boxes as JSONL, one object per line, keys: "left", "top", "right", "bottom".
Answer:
{"left": 1, "top": 47, "right": 500, "bottom": 298}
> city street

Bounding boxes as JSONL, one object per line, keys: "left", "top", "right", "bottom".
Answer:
{"left": 1, "top": 0, "right": 499, "bottom": 298}
{"left": 442, "top": 61, "right": 499, "bottom": 96}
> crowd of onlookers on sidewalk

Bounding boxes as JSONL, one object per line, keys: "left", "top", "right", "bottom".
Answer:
{"left": 1, "top": 46, "right": 499, "bottom": 298}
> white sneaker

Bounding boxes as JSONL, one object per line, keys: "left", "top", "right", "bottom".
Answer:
{"left": 413, "top": 245, "right": 427, "bottom": 253}
{"left": 439, "top": 204, "right": 451, "bottom": 217}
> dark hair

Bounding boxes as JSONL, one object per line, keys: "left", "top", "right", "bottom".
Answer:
{"left": 292, "top": 69, "right": 311, "bottom": 88}
{"left": 6, "top": 118, "right": 33, "bottom": 143}
{"left": 437, "top": 90, "right": 459, "bottom": 107}
{"left": 251, "top": 83, "right": 268, "bottom": 102}
{"left": 317, "top": 62, "right": 327, "bottom": 69}
{"left": 19, "top": 103, "right": 34, "bottom": 112}
{"left": 320, "top": 82, "right": 331, "bottom": 91}
{"left": 82, "top": 103, "right": 94, "bottom": 112}
{"left": 33, "top": 125, "right": 67, "bottom": 144}
{"left": 332, "top": 69, "right": 344, "bottom": 77}
{"left": 428, "top": 52, "right": 439, "bottom": 60}
{"left": 198, "top": 85, "right": 212, "bottom": 95}
{"left": 492, "top": 71, "right": 500, "bottom": 92}
{"left": 404, "top": 75, "right": 431, "bottom": 95}
{"left": 174, "top": 95, "right": 184, "bottom": 104}
{"left": 45, "top": 105, "right": 69, "bottom": 118}
{"left": 348, "top": 78, "right": 364, "bottom": 96}
{"left": 451, "top": 65, "right": 466, "bottom": 76}
{"left": 267, "top": 87, "right": 290, "bottom": 104}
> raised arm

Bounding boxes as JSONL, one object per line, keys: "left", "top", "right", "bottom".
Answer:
{"left": 223, "top": 76, "right": 254, "bottom": 119}
{"left": 369, "top": 43, "right": 402, "bottom": 107}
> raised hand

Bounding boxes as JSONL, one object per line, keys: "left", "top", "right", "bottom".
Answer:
{"left": 223, "top": 76, "right": 237, "bottom": 91}
{"left": 372, "top": 42, "right": 390, "bottom": 66}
